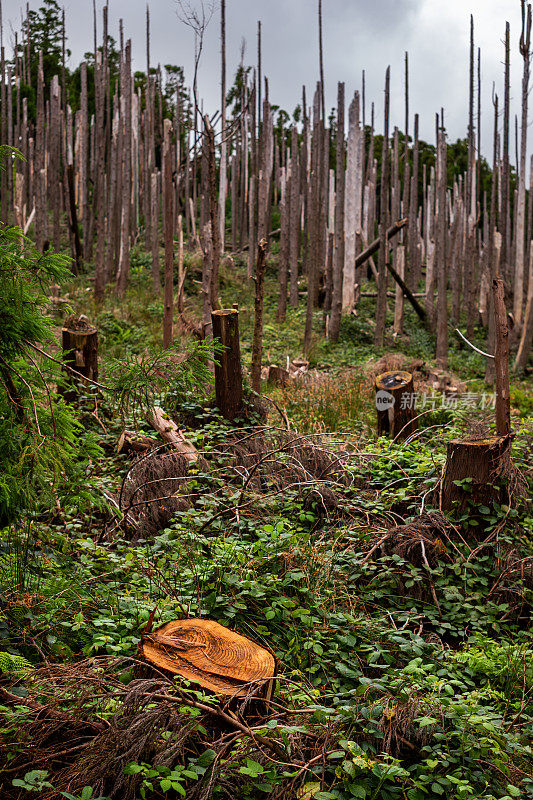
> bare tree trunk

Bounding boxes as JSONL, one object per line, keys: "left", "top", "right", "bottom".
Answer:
{"left": 289, "top": 126, "right": 300, "bottom": 307}
{"left": 163, "top": 119, "right": 174, "bottom": 348}
{"left": 329, "top": 82, "right": 345, "bottom": 342}
{"left": 515, "top": 244, "right": 533, "bottom": 370}
{"left": 374, "top": 67, "right": 390, "bottom": 347}
{"left": 212, "top": 309, "right": 243, "bottom": 419}
{"left": 277, "top": 163, "right": 289, "bottom": 321}
{"left": 486, "top": 95, "right": 500, "bottom": 384}
{"left": 151, "top": 170, "right": 160, "bottom": 294}
{"left": 35, "top": 51, "right": 46, "bottom": 251}
{"left": 514, "top": 0, "right": 531, "bottom": 325}
{"left": 218, "top": 0, "right": 227, "bottom": 251}
{"left": 251, "top": 238, "right": 268, "bottom": 393}
{"left": 204, "top": 117, "right": 220, "bottom": 308}
{"left": 343, "top": 92, "right": 361, "bottom": 310}
{"left": 435, "top": 126, "right": 448, "bottom": 367}
{"left": 501, "top": 22, "right": 511, "bottom": 275}
{"left": 493, "top": 278, "right": 511, "bottom": 434}
{"left": 116, "top": 44, "right": 133, "bottom": 297}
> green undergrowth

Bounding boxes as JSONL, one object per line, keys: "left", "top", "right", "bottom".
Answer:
{"left": 1, "top": 245, "right": 532, "bottom": 800}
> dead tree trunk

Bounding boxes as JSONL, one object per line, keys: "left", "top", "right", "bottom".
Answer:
{"left": 441, "top": 277, "right": 512, "bottom": 516}
{"left": 60, "top": 318, "right": 99, "bottom": 404}
{"left": 374, "top": 67, "right": 390, "bottom": 347}
{"left": 212, "top": 308, "right": 243, "bottom": 420}
{"left": 163, "top": 119, "right": 174, "bottom": 349}
{"left": 514, "top": 0, "right": 531, "bottom": 325}
{"left": 251, "top": 238, "right": 268, "bottom": 393}
{"left": 375, "top": 370, "right": 417, "bottom": 440}
{"left": 435, "top": 125, "right": 448, "bottom": 367}
{"left": 329, "top": 82, "right": 345, "bottom": 342}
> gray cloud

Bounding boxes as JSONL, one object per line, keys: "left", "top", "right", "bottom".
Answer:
{"left": 0, "top": 0, "right": 528, "bottom": 159}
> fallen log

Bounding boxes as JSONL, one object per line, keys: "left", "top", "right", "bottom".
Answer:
{"left": 354, "top": 218, "right": 428, "bottom": 324}
{"left": 148, "top": 407, "right": 198, "bottom": 464}
{"left": 140, "top": 618, "right": 276, "bottom": 700}
{"left": 354, "top": 218, "right": 408, "bottom": 269}
{"left": 116, "top": 430, "right": 156, "bottom": 454}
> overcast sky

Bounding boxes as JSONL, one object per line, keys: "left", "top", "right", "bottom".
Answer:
{"left": 0, "top": 0, "right": 527, "bottom": 160}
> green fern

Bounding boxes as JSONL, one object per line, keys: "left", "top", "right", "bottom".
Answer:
{"left": 0, "top": 651, "right": 32, "bottom": 677}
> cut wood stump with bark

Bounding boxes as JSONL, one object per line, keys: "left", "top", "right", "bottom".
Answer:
{"left": 116, "top": 431, "right": 156, "bottom": 455}
{"left": 60, "top": 315, "right": 98, "bottom": 403}
{"left": 140, "top": 618, "right": 276, "bottom": 700}
{"left": 212, "top": 308, "right": 243, "bottom": 420}
{"left": 268, "top": 365, "right": 290, "bottom": 386}
{"left": 375, "top": 370, "right": 418, "bottom": 440}
{"left": 440, "top": 435, "right": 511, "bottom": 517}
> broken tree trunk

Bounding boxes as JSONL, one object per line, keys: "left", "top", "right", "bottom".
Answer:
{"left": 440, "top": 435, "right": 511, "bottom": 517}
{"left": 140, "top": 618, "right": 275, "bottom": 700}
{"left": 211, "top": 308, "right": 243, "bottom": 421}
{"left": 441, "top": 277, "right": 512, "bottom": 516}
{"left": 375, "top": 369, "right": 418, "bottom": 440}
{"left": 149, "top": 406, "right": 198, "bottom": 464}
{"left": 60, "top": 317, "right": 98, "bottom": 403}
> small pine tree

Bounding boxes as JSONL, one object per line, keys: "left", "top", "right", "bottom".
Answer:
{"left": 0, "top": 148, "right": 90, "bottom": 523}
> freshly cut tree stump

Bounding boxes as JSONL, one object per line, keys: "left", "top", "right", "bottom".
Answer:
{"left": 60, "top": 315, "right": 98, "bottom": 403}
{"left": 211, "top": 309, "right": 243, "bottom": 420}
{"left": 140, "top": 619, "right": 276, "bottom": 699}
{"left": 441, "top": 435, "right": 511, "bottom": 517}
{"left": 375, "top": 370, "right": 418, "bottom": 440}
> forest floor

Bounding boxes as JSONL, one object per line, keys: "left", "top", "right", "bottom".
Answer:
{"left": 1, "top": 241, "right": 533, "bottom": 800}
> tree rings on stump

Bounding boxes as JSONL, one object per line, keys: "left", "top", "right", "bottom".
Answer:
{"left": 440, "top": 435, "right": 511, "bottom": 518}
{"left": 375, "top": 370, "right": 418, "bottom": 440}
{"left": 60, "top": 315, "right": 98, "bottom": 403}
{"left": 140, "top": 618, "right": 276, "bottom": 699}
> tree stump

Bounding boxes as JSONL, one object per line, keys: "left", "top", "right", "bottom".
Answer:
{"left": 60, "top": 316, "right": 98, "bottom": 403}
{"left": 375, "top": 370, "right": 418, "bottom": 440}
{"left": 212, "top": 308, "right": 243, "bottom": 420}
{"left": 140, "top": 618, "right": 276, "bottom": 700}
{"left": 268, "top": 365, "right": 290, "bottom": 386}
{"left": 440, "top": 435, "right": 511, "bottom": 517}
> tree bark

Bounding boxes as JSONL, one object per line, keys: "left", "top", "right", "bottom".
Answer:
{"left": 374, "top": 67, "right": 390, "bottom": 347}
{"left": 375, "top": 370, "right": 417, "bottom": 440}
{"left": 60, "top": 320, "right": 99, "bottom": 404}
{"left": 163, "top": 119, "right": 174, "bottom": 349}
{"left": 251, "top": 238, "right": 268, "bottom": 393}
{"left": 212, "top": 309, "right": 243, "bottom": 420}
{"left": 329, "top": 82, "right": 345, "bottom": 342}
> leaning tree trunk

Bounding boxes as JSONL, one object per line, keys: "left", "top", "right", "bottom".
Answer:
{"left": 375, "top": 369, "right": 418, "bottom": 440}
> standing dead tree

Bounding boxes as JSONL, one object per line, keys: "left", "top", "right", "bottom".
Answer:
{"left": 374, "top": 67, "right": 390, "bottom": 347}
{"left": 251, "top": 238, "right": 268, "bottom": 393}
{"left": 514, "top": 0, "right": 532, "bottom": 326}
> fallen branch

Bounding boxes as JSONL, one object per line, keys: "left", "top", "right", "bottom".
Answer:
{"left": 148, "top": 406, "right": 198, "bottom": 463}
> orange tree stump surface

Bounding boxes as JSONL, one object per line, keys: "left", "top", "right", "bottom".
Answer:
{"left": 140, "top": 618, "right": 275, "bottom": 698}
